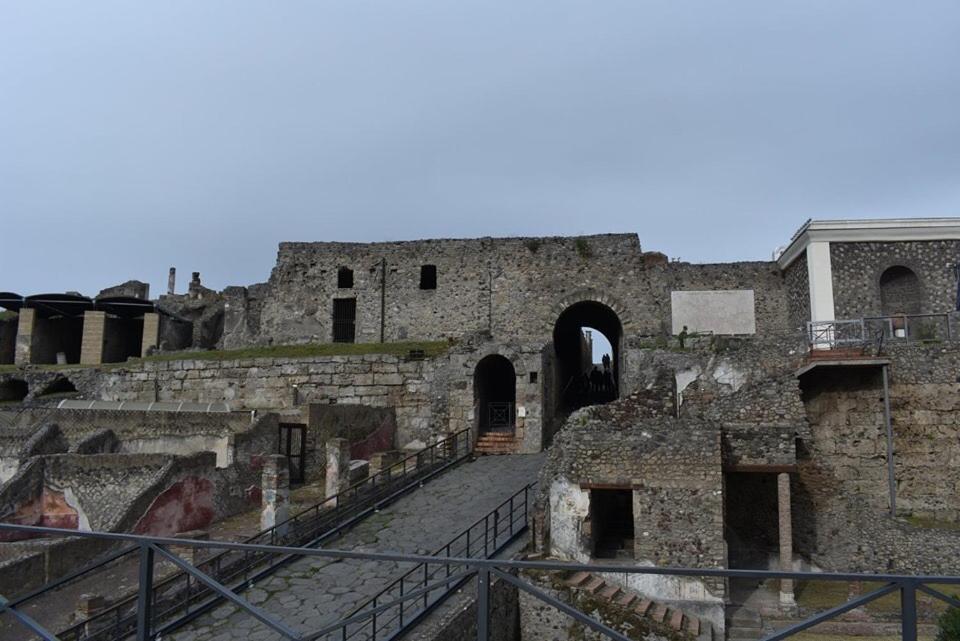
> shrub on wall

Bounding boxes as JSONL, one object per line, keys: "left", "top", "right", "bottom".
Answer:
{"left": 937, "top": 602, "right": 960, "bottom": 641}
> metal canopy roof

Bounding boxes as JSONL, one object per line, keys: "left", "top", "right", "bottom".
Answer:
{"left": 0, "top": 292, "right": 24, "bottom": 312}
{"left": 96, "top": 296, "right": 156, "bottom": 319}
{"left": 56, "top": 399, "right": 232, "bottom": 413}
{"left": 26, "top": 293, "right": 94, "bottom": 318}
{"left": 0, "top": 292, "right": 158, "bottom": 318}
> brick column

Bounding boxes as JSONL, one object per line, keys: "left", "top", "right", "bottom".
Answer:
{"left": 325, "top": 438, "right": 352, "bottom": 500}
{"left": 80, "top": 311, "right": 106, "bottom": 366}
{"left": 141, "top": 312, "right": 160, "bottom": 357}
{"left": 261, "top": 455, "right": 290, "bottom": 535}
{"left": 778, "top": 472, "right": 796, "bottom": 606}
{"left": 14, "top": 308, "right": 35, "bottom": 365}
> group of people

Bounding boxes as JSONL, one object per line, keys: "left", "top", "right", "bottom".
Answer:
{"left": 567, "top": 353, "right": 617, "bottom": 408}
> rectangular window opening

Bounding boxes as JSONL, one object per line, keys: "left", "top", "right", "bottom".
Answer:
{"left": 529, "top": 371, "right": 538, "bottom": 384}
{"left": 419, "top": 265, "right": 437, "bottom": 290}
{"left": 337, "top": 267, "right": 354, "bottom": 289}
{"left": 590, "top": 488, "right": 635, "bottom": 559}
{"left": 332, "top": 298, "right": 357, "bottom": 343}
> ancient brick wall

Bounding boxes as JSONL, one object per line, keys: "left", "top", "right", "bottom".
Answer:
{"left": 830, "top": 240, "right": 960, "bottom": 319}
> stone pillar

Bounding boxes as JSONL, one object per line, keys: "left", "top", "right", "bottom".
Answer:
{"left": 369, "top": 450, "right": 401, "bottom": 477}
{"left": 261, "top": 455, "right": 290, "bottom": 535}
{"left": 168, "top": 267, "right": 177, "bottom": 295}
{"left": 80, "top": 311, "right": 106, "bottom": 366}
{"left": 778, "top": 473, "right": 796, "bottom": 606}
{"left": 325, "top": 438, "right": 352, "bottom": 500}
{"left": 14, "top": 308, "right": 35, "bottom": 365}
{"left": 141, "top": 313, "right": 160, "bottom": 357}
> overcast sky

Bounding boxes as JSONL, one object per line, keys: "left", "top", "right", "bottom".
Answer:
{"left": 2, "top": 1, "right": 959, "bottom": 297}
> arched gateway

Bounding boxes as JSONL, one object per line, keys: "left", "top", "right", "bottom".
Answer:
{"left": 473, "top": 354, "right": 517, "bottom": 435}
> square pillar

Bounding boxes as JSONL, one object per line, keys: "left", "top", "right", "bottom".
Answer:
{"left": 14, "top": 308, "right": 35, "bottom": 365}
{"left": 778, "top": 472, "right": 796, "bottom": 606}
{"left": 325, "top": 438, "right": 352, "bottom": 501}
{"left": 141, "top": 313, "right": 160, "bottom": 357}
{"left": 261, "top": 455, "right": 290, "bottom": 534}
{"left": 80, "top": 311, "right": 106, "bottom": 366}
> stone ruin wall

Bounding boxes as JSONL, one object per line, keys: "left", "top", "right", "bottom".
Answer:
{"left": 830, "top": 240, "right": 960, "bottom": 320}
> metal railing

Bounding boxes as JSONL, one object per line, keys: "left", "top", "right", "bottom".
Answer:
{"left": 809, "top": 313, "right": 959, "bottom": 351}
{"left": 334, "top": 483, "right": 532, "bottom": 641}
{"left": 0, "top": 520, "right": 957, "bottom": 641}
{"left": 48, "top": 428, "right": 471, "bottom": 641}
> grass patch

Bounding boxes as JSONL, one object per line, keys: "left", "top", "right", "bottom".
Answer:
{"left": 0, "top": 310, "right": 17, "bottom": 322}
{"left": 796, "top": 580, "right": 956, "bottom": 617}
{"left": 905, "top": 515, "right": 960, "bottom": 531}
{"left": 135, "top": 340, "right": 451, "bottom": 363}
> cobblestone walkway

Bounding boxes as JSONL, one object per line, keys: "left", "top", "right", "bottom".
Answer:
{"left": 169, "top": 454, "right": 545, "bottom": 641}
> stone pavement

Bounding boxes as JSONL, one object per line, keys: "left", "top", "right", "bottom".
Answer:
{"left": 169, "top": 453, "right": 545, "bottom": 641}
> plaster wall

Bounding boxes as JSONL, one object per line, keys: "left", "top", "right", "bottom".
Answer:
{"left": 670, "top": 290, "right": 756, "bottom": 335}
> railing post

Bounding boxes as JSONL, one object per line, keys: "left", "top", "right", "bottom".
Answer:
{"left": 476, "top": 567, "right": 490, "bottom": 641}
{"left": 901, "top": 581, "right": 918, "bottom": 641}
{"left": 508, "top": 496, "right": 514, "bottom": 535}
{"left": 136, "top": 543, "right": 155, "bottom": 641}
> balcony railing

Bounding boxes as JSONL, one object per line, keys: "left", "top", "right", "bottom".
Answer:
{"left": 0, "top": 520, "right": 957, "bottom": 641}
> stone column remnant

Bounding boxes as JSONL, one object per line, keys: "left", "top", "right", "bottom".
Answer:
{"left": 778, "top": 472, "right": 796, "bottom": 606}
{"left": 141, "top": 312, "right": 160, "bottom": 357}
{"left": 80, "top": 310, "right": 106, "bottom": 366}
{"left": 168, "top": 267, "right": 176, "bottom": 295}
{"left": 14, "top": 308, "right": 35, "bottom": 365}
{"left": 325, "top": 438, "right": 352, "bottom": 501}
{"left": 369, "top": 450, "right": 401, "bottom": 477}
{"left": 261, "top": 455, "right": 290, "bottom": 535}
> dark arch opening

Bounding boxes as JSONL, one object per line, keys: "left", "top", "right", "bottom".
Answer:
{"left": 880, "top": 265, "right": 922, "bottom": 316}
{"left": 38, "top": 376, "right": 78, "bottom": 398}
{"left": 553, "top": 301, "right": 622, "bottom": 412}
{"left": 474, "top": 355, "right": 516, "bottom": 435}
{"left": 0, "top": 379, "right": 28, "bottom": 402}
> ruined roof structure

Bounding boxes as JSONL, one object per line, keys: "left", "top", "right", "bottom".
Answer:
{"left": 3, "top": 217, "right": 960, "bottom": 640}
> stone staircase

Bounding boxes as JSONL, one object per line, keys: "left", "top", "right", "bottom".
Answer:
{"left": 725, "top": 605, "right": 764, "bottom": 640}
{"left": 564, "top": 571, "right": 714, "bottom": 640}
{"left": 474, "top": 432, "right": 518, "bottom": 455}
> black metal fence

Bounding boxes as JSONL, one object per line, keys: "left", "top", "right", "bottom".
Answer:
{"left": 1, "top": 518, "right": 958, "bottom": 641}
{"left": 39, "top": 428, "right": 471, "bottom": 641}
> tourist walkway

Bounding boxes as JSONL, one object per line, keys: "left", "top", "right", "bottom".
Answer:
{"left": 169, "top": 453, "right": 545, "bottom": 641}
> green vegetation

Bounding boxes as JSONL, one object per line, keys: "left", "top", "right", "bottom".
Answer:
{"left": 524, "top": 238, "right": 542, "bottom": 253}
{"left": 135, "top": 340, "right": 451, "bottom": 363}
{"left": 937, "top": 599, "right": 960, "bottom": 641}
{"left": 906, "top": 515, "right": 960, "bottom": 531}
{"left": 796, "top": 580, "right": 953, "bottom": 617}
{"left": 574, "top": 237, "right": 593, "bottom": 259}
{"left": 0, "top": 310, "right": 17, "bottom": 322}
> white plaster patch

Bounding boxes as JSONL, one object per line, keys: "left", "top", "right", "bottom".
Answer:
{"left": 63, "top": 487, "right": 91, "bottom": 532}
{"left": 548, "top": 477, "right": 591, "bottom": 564}
{"left": 120, "top": 436, "right": 232, "bottom": 468}
{"left": 712, "top": 361, "right": 747, "bottom": 392}
{"left": 0, "top": 458, "right": 19, "bottom": 484}
{"left": 675, "top": 366, "right": 702, "bottom": 408}
{"left": 671, "top": 290, "right": 756, "bottom": 335}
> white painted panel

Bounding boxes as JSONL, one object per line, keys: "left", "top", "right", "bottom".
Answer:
{"left": 671, "top": 290, "right": 756, "bottom": 335}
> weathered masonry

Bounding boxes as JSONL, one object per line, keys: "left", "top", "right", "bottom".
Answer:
{"left": 4, "top": 218, "right": 960, "bottom": 640}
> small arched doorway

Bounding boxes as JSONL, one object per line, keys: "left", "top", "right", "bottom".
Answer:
{"left": 474, "top": 355, "right": 517, "bottom": 435}
{"left": 553, "top": 301, "right": 622, "bottom": 412}
{"left": 880, "top": 266, "right": 922, "bottom": 338}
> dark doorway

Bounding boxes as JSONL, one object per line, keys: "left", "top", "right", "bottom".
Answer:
{"left": 553, "top": 301, "right": 622, "bottom": 412}
{"left": 724, "top": 473, "right": 780, "bottom": 569}
{"left": 474, "top": 355, "right": 516, "bottom": 435}
{"left": 590, "top": 488, "right": 634, "bottom": 559}
{"left": 37, "top": 376, "right": 78, "bottom": 399}
{"left": 279, "top": 423, "right": 307, "bottom": 484}
{"left": 0, "top": 379, "right": 28, "bottom": 403}
{"left": 333, "top": 298, "right": 357, "bottom": 343}
{"left": 103, "top": 316, "right": 144, "bottom": 363}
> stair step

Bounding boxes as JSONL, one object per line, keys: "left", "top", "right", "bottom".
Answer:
{"left": 651, "top": 603, "right": 668, "bottom": 623}
{"left": 614, "top": 592, "right": 636, "bottom": 608}
{"left": 583, "top": 577, "right": 605, "bottom": 594}
{"left": 598, "top": 585, "right": 620, "bottom": 600}
{"left": 635, "top": 599, "right": 653, "bottom": 617}
{"left": 669, "top": 609, "right": 684, "bottom": 631}
{"left": 727, "top": 627, "right": 763, "bottom": 641}
{"left": 565, "top": 571, "right": 592, "bottom": 587}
